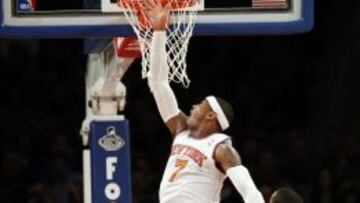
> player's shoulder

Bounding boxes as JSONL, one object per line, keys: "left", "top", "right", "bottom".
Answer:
{"left": 213, "top": 133, "right": 238, "bottom": 161}
{"left": 215, "top": 141, "right": 233, "bottom": 153}
{"left": 208, "top": 132, "right": 232, "bottom": 144}
{"left": 214, "top": 141, "right": 241, "bottom": 170}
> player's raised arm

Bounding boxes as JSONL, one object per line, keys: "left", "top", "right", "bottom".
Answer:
{"left": 214, "top": 143, "right": 265, "bottom": 203}
{"left": 144, "top": 0, "right": 187, "bottom": 136}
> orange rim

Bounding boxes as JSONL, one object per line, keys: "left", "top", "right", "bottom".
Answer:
{"left": 117, "top": 0, "right": 197, "bottom": 9}
{"left": 117, "top": 0, "right": 198, "bottom": 28}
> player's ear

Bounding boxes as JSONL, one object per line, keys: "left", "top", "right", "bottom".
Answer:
{"left": 206, "top": 111, "right": 217, "bottom": 121}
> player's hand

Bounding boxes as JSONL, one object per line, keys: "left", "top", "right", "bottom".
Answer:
{"left": 142, "top": 0, "right": 170, "bottom": 30}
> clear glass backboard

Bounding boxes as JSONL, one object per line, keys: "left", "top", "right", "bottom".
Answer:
{"left": 0, "top": 0, "right": 313, "bottom": 38}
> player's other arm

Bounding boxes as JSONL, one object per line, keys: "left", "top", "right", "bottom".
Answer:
{"left": 214, "top": 143, "right": 265, "bottom": 203}
{"left": 145, "top": 0, "right": 187, "bottom": 136}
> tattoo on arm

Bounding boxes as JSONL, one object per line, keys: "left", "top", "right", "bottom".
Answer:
{"left": 214, "top": 143, "right": 241, "bottom": 172}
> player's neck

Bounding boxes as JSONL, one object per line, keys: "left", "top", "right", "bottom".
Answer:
{"left": 190, "top": 124, "right": 218, "bottom": 139}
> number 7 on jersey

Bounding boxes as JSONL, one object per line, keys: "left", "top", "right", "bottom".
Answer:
{"left": 169, "top": 159, "right": 188, "bottom": 182}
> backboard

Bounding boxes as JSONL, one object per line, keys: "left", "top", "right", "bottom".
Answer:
{"left": 0, "top": 0, "right": 313, "bottom": 38}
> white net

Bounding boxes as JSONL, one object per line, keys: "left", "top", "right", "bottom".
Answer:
{"left": 118, "top": 0, "right": 201, "bottom": 88}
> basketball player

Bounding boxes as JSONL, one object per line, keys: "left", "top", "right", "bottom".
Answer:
{"left": 143, "top": 0, "right": 265, "bottom": 202}
{"left": 269, "top": 187, "right": 304, "bottom": 203}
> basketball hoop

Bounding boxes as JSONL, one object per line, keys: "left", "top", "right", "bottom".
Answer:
{"left": 117, "top": 0, "right": 203, "bottom": 87}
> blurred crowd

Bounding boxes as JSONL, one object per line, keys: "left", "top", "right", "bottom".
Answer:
{"left": 0, "top": 39, "right": 85, "bottom": 203}
{"left": 1, "top": 0, "right": 360, "bottom": 203}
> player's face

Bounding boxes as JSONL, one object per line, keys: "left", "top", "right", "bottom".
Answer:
{"left": 187, "top": 99, "right": 212, "bottom": 128}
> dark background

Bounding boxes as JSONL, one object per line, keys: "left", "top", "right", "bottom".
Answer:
{"left": 1, "top": 0, "right": 360, "bottom": 203}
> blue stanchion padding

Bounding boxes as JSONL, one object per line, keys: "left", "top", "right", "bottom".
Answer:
{"left": 90, "top": 119, "right": 132, "bottom": 203}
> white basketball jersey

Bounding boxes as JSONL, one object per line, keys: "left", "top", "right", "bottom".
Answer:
{"left": 159, "top": 130, "right": 231, "bottom": 203}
